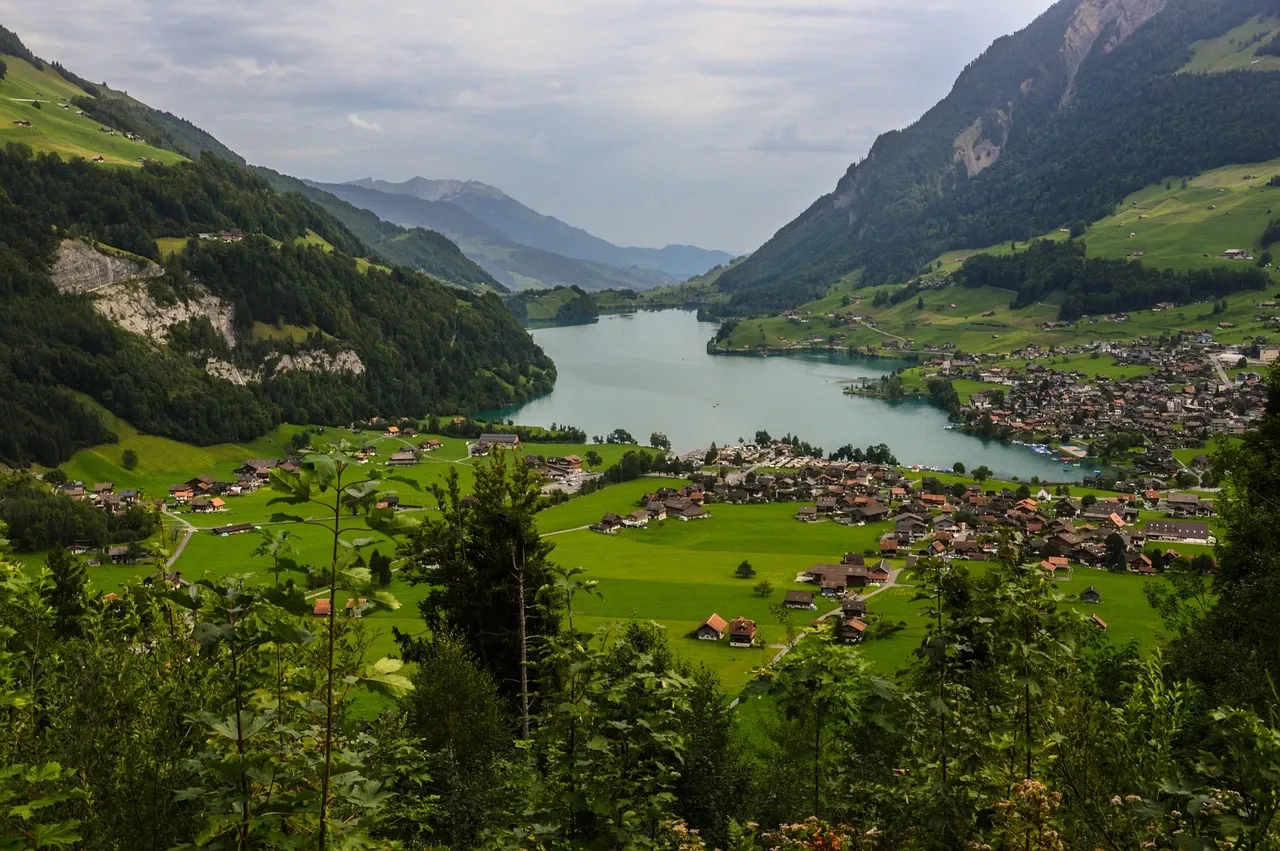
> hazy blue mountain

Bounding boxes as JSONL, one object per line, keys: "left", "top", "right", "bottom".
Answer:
{"left": 312, "top": 181, "right": 675, "bottom": 292}
{"left": 350, "top": 176, "right": 734, "bottom": 278}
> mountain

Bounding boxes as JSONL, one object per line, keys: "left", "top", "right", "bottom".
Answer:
{"left": 0, "top": 25, "right": 552, "bottom": 466}
{"left": 351, "top": 176, "right": 735, "bottom": 278}
{"left": 715, "top": 0, "right": 1280, "bottom": 314}
{"left": 312, "top": 180, "right": 675, "bottom": 292}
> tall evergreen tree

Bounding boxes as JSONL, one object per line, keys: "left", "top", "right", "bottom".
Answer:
{"left": 42, "top": 547, "right": 86, "bottom": 637}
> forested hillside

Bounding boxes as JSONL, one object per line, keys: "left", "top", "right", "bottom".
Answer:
{"left": 716, "top": 0, "right": 1280, "bottom": 313}
{"left": 0, "top": 144, "right": 553, "bottom": 466}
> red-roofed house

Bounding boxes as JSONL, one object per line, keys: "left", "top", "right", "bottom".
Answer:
{"left": 695, "top": 613, "right": 728, "bottom": 641}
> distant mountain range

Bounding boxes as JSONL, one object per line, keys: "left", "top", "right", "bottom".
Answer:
{"left": 338, "top": 176, "right": 734, "bottom": 290}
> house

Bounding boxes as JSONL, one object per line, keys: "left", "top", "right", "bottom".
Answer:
{"left": 1144, "top": 521, "right": 1212, "bottom": 545}
{"left": 728, "top": 617, "right": 757, "bottom": 647}
{"left": 1090, "top": 614, "right": 1108, "bottom": 632}
{"left": 384, "top": 425, "right": 400, "bottom": 437}
{"left": 419, "top": 439, "right": 443, "bottom": 452}
{"left": 867, "top": 561, "right": 892, "bottom": 584}
{"left": 387, "top": 450, "right": 419, "bottom": 466}
{"left": 237, "top": 460, "right": 279, "bottom": 479}
{"left": 92, "top": 482, "right": 114, "bottom": 497}
{"left": 1080, "top": 586, "right": 1102, "bottom": 604}
{"left": 211, "top": 523, "right": 256, "bottom": 537}
{"left": 169, "top": 484, "right": 195, "bottom": 503}
{"left": 375, "top": 495, "right": 400, "bottom": 511}
{"left": 1166, "top": 493, "right": 1213, "bottom": 517}
{"left": 622, "top": 510, "right": 650, "bottom": 528}
{"left": 106, "top": 545, "right": 134, "bottom": 565}
{"left": 678, "top": 505, "right": 709, "bottom": 521}
{"left": 472, "top": 434, "right": 521, "bottom": 456}
{"left": 783, "top": 590, "right": 817, "bottom": 610}
{"left": 880, "top": 538, "right": 900, "bottom": 555}
{"left": 562, "top": 455, "right": 584, "bottom": 472}
{"left": 188, "top": 474, "right": 217, "bottom": 492}
{"left": 795, "top": 506, "right": 819, "bottom": 523}
{"left": 313, "top": 598, "right": 332, "bottom": 617}
{"left": 344, "top": 598, "right": 368, "bottom": 617}
{"left": 841, "top": 598, "right": 867, "bottom": 619}
{"left": 837, "top": 617, "right": 868, "bottom": 644}
{"left": 695, "top": 613, "right": 729, "bottom": 641}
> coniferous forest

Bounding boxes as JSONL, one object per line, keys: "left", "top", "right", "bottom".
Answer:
{"left": 4, "top": 383, "right": 1280, "bottom": 849}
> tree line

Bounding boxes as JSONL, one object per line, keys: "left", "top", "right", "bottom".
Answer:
{"left": 954, "top": 238, "right": 1269, "bottom": 320}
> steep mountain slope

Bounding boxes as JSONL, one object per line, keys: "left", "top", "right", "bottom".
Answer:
{"left": 352, "top": 176, "right": 734, "bottom": 278}
{"left": 0, "top": 25, "right": 499, "bottom": 292}
{"left": 715, "top": 0, "right": 1280, "bottom": 314}
{"left": 0, "top": 27, "right": 552, "bottom": 466}
{"left": 314, "top": 180, "right": 674, "bottom": 292}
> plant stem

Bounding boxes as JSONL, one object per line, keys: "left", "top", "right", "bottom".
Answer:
{"left": 317, "top": 470, "right": 341, "bottom": 850}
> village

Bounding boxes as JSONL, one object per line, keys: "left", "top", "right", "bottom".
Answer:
{"left": 583, "top": 442, "right": 1219, "bottom": 652}
{"left": 910, "top": 334, "right": 1273, "bottom": 478}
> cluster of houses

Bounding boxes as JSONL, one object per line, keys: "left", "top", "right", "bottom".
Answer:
{"left": 694, "top": 614, "right": 759, "bottom": 647}
{"left": 58, "top": 480, "right": 146, "bottom": 514}
{"left": 928, "top": 338, "right": 1270, "bottom": 468}
{"left": 468, "top": 433, "right": 522, "bottom": 456}
{"left": 590, "top": 485, "right": 711, "bottom": 533}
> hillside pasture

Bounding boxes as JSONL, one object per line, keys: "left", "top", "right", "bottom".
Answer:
{"left": 0, "top": 56, "right": 183, "bottom": 166}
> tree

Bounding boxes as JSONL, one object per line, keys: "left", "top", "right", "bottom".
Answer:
{"left": 754, "top": 430, "right": 772, "bottom": 446}
{"left": 584, "top": 450, "right": 602, "bottom": 469}
{"left": 649, "top": 432, "right": 671, "bottom": 451}
{"left": 704, "top": 442, "right": 719, "bottom": 466}
{"left": 735, "top": 560, "right": 756, "bottom": 579}
{"left": 763, "top": 636, "right": 880, "bottom": 818}
{"left": 607, "top": 428, "right": 635, "bottom": 445}
{"left": 1081, "top": 494, "right": 1097, "bottom": 508}
{"left": 972, "top": 465, "right": 992, "bottom": 484}
{"left": 1105, "top": 532, "right": 1128, "bottom": 573}
{"left": 42, "top": 468, "right": 67, "bottom": 486}
{"left": 369, "top": 549, "right": 393, "bottom": 587}
{"left": 41, "top": 547, "right": 86, "bottom": 637}
{"left": 393, "top": 631, "right": 512, "bottom": 847}
{"left": 753, "top": 580, "right": 774, "bottom": 597}
{"left": 916, "top": 296, "right": 925, "bottom": 310}
{"left": 121, "top": 449, "right": 138, "bottom": 470}
{"left": 952, "top": 461, "right": 966, "bottom": 475}
{"left": 404, "top": 450, "right": 558, "bottom": 736}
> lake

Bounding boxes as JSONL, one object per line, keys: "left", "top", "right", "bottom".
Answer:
{"left": 485, "top": 310, "right": 1081, "bottom": 481}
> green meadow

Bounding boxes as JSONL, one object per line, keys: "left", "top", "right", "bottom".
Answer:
{"left": 0, "top": 56, "right": 184, "bottom": 166}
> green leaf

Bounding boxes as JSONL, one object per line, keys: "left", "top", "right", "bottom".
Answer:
{"left": 307, "top": 454, "right": 338, "bottom": 490}
{"left": 30, "top": 820, "right": 82, "bottom": 847}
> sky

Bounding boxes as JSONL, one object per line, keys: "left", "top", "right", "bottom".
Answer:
{"left": 3, "top": 0, "right": 1056, "bottom": 253}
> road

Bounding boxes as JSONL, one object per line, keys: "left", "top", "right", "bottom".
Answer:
{"left": 161, "top": 510, "right": 197, "bottom": 569}
{"left": 1209, "top": 355, "right": 1232, "bottom": 387}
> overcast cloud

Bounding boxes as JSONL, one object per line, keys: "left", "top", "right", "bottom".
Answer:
{"left": 3, "top": 0, "right": 1054, "bottom": 252}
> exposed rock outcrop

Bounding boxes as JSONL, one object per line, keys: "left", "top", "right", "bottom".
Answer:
{"left": 91, "top": 280, "right": 238, "bottom": 349}
{"left": 51, "top": 240, "right": 163, "bottom": 294}
{"left": 1062, "top": 0, "right": 1168, "bottom": 103}
{"left": 953, "top": 115, "right": 1010, "bottom": 178}
{"left": 267, "top": 349, "right": 365, "bottom": 377}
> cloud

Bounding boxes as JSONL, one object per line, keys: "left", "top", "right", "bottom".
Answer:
{"left": 1, "top": 0, "right": 1057, "bottom": 251}
{"left": 347, "top": 113, "right": 382, "bottom": 132}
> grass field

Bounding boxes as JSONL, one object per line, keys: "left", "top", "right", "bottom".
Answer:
{"left": 1181, "top": 15, "right": 1280, "bottom": 74}
{"left": 0, "top": 56, "right": 184, "bottom": 166}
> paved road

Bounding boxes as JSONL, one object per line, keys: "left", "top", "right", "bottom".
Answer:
{"left": 161, "top": 510, "right": 197, "bottom": 569}
{"left": 1209, "top": 355, "right": 1232, "bottom": 387}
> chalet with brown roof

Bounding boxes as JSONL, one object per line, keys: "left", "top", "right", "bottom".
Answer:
{"left": 345, "top": 598, "right": 368, "bottom": 617}
{"left": 837, "top": 617, "right": 867, "bottom": 644}
{"left": 728, "top": 616, "right": 757, "bottom": 647}
{"left": 784, "top": 590, "right": 817, "bottom": 610}
{"left": 695, "top": 613, "right": 728, "bottom": 641}
{"left": 313, "top": 599, "right": 332, "bottom": 617}
{"left": 1090, "top": 614, "right": 1108, "bottom": 632}
{"left": 388, "top": 450, "right": 419, "bottom": 466}
{"left": 880, "top": 538, "right": 899, "bottom": 555}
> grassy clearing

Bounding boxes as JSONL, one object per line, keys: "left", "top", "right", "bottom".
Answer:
{"left": 1181, "top": 15, "right": 1280, "bottom": 74}
{"left": 0, "top": 56, "right": 183, "bottom": 166}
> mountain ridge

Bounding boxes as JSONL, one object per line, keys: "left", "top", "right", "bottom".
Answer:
{"left": 351, "top": 176, "right": 734, "bottom": 279}
{"left": 313, "top": 179, "right": 676, "bottom": 292}
{"left": 714, "top": 0, "right": 1280, "bottom": 314}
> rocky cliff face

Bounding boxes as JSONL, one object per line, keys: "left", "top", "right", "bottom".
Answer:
{"left": 1061, "top": 0, "right": 1169, "bottom": 102}
{"left": 51, "top": 240, "right": 162, "bottom": 294}
{"left": 90, "top": 279, "right": 238, "bottom": 349}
